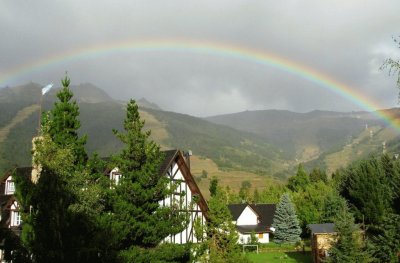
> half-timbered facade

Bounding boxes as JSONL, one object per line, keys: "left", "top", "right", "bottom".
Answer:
{"left": 107, "top": 149, "right": 209, "bottom": 244}
{"left": 0, "top": 167, "right": 30, "bottom": 262}
{"left": 159, "top": 150, "right": 208, "bottom": 244}
{"left": 0, "top": 149, "right": 209, "bottom": 262}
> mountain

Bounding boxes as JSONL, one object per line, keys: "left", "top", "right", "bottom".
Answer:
{"left": 0, "top": 83, "right": 288, "bottom": 181}
{"left": 206, "top": 110, "right": 385, "bottom": 162}
{"left": 137, "top": 98, "right": 162, "bottom": 110}
{"left": 1, "top": 82, "right": 399, "bottom": 189}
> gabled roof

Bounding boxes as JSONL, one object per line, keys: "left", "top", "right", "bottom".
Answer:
{"left": 228, "top": 204, "right": 249, "bottom": 221}
{"left": 228, "top": 203, "right": 276, "bottom": 233}
{"left": 250, "top": 204, "right": 276, "bottom": 226}
{"left": 308, "top": 223, "right": 336, "bottom": 234}
{"left": 103, "top": 149, "right": 209, "bottom": 219}
{"left": 0, "top": 167, "right": 31, "bottom": 197}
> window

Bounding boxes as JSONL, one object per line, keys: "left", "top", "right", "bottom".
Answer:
{"left": 11, "top": 211, "right": 22, "bottom": 226}
{"left": 258, "top": 233, "right": 263, "bottom": 239}
{"left": 111, "top": 172, "right": 122, "bottom": 185}
{"left": 5, "top": 180, "right": 15, "bottom": 194}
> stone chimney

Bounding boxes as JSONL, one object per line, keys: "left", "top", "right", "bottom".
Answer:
{"left": 31, "top": 136, "right": 42, "bottom": 183}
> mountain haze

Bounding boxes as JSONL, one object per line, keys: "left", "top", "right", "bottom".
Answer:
{"left": 1, "top": 82, "right": 399, "bottom": 188}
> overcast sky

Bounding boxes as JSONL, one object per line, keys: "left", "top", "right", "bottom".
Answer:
{"left": 1, "top": 1, "right": 400, "bottom": 116}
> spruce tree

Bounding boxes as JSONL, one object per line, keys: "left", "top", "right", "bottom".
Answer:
{"left": 108, "top": 99, "right": 186, "bottom": 261}
{"left": 368, "top": 213, "right": 400, "bottom": 263}
{"left": 272, "top": 193, "right": 301, "bottom": 244}
{"left": 327, "top": 206, "right": 370, "bottom": 263}
{"left": 14, "top": 76, "right": 100, "bottom": 263}
{"left": 43, "top": 75, "right": 87, "bottom": 166}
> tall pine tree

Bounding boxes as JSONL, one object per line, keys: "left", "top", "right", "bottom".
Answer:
{"left": 107, "top": 99, "right": 186, "bottom": 261}
{"left": 15, "top": 76, "right": 100, "bottom": 263}
{"left": 272, "top": 193, "right": 301, "bottom": 244}
{"left": 327, "top": 205, "right": 370, "bottom": 263}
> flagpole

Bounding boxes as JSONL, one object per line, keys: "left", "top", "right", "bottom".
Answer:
{"left": 38, "top": 83, "right": 54, "bottom": 135}
{"left": 38, "top": 94, "right": 43, "bottom": 135}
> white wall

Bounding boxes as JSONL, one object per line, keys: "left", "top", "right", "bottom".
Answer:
{"left": 161, "top": 162, "right": 206, "bottom": 244}
{"left": 238, "top": 232, "right": 269, "bottom": 244}
{"left": 237, "top": 206, "right": 258, "bottom": 226}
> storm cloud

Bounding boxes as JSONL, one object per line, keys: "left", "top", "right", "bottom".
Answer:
{"left": 1, "top": 0, "right": 400, "bottom": 116}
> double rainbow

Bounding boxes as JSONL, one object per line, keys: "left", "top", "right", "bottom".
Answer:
{"left": 1, "top": 38, "right": 399, "bottom": 132}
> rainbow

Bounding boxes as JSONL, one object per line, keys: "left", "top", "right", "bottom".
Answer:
{"left": 1, "top": 38, "right": 399, "bottom": 132}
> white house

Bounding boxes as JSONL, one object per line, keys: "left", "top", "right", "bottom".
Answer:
{"left": 228, "top": 203, "right": 276, "bottom": 244}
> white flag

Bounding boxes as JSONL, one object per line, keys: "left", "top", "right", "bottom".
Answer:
{"left": 41, "top": 83, "right": 54, "bottom": 95}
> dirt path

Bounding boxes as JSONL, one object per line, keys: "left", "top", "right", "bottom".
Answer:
{"left": 0, "top": 104, "right": 40, "bottom": 143}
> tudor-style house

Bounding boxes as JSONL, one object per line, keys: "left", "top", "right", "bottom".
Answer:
{"left": 228, "top": 203, "right": 276, "bottom": 244}
{"left": 107, "top": 149, "right": 209, "bottom": 244}
{"left": 0, "top": 167, "right": 32, "bottom": 261}
{"left": 0, "top": 149, "right": 208, "bottom": 261}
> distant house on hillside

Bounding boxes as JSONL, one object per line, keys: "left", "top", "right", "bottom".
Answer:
{"left": 228, "top": 203, "right": 276, "bottom": 244}
{"left": 0, "top": 149, "right": 208, "bottom": 261}
{"left": 308, "top": 223, "right": 337, "bottom": 263}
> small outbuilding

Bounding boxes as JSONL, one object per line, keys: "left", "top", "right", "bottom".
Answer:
{"left": 308, "top": 223, "right": 337, "bottom": 263}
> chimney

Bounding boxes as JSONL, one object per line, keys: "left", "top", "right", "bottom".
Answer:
{"left": 184, "top": 150, "right": 192, "bottom": 171}
{"left": 31, "top": 136, "right": 42, "bottom": 183}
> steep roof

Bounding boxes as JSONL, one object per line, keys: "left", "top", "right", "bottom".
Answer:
{"left": 227, "top": 204, "right": 248, "bottom": 221}
{"left": 228, "top": 203, "right": 276, "bottom": 233}
{"left": 308, "top": 223, "right": 336, "bottom": 234}
{"left": 103, "top": 149, "right": 209, "bottom": 219}
{"left": 250, "top": 204, "right": 276, "bottom": 226}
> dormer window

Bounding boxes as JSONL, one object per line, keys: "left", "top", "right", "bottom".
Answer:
{"left": 109, "top": 168, "right": 122, "bottom": 185}
{"left": 5, "top": 176, "right": 15, "bottom": 195}
{"left": 10, "top": 201, "right": 21, "bottom": 227}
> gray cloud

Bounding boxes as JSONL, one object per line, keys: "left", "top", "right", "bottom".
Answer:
{"left": 1, "top": 0, "right": 400, "bottom": 116}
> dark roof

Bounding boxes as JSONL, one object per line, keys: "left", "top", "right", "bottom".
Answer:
{"left": 308, "top": 223, "right": 336, "bottom": 234}
{"left": 228, "top": 203, "right": 276, "bottom": 234}
{"left": 250, "top": 204, "right": 276, "bottom": 226}
{"left": 102, "top": 150, "right": 180, "bottom": 176}
{"left": 227, "top": 204, "right": 248, "bottom": 220}
{"left": 236, "top": 224, "right": 272, "bottom": 234}
{"left": 159, "top": 149, "right": 180, "bottom": 175}
{"left": 228, "top": 203, "right": 276, "bottom": 225}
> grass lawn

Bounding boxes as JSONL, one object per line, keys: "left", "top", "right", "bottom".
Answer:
{"left": 247, "top": 251, "right": 312, "bottom": 263}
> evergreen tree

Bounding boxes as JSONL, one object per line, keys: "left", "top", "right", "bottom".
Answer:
{"left": 108, "top": 99, "right": 186, "bottom": 261}
{"left": 14, "top": 76, "right": 101, "bottom": 263}
{"left": 272, "top": 193, "right": 301, "bottom": 244}
{"left": 368, "top": 213, "right": 400, "bottom": 263}
{"left": 209, "top": 177, "right": 219, "bottom": 197}
{"left": 287, "top": 164, "right": 310, "bottom": 192}
{"left": 327, "top": 205, "right": 370, "bottom": 263}
{"left": 199, "top": 188, "right": 249, "bottom": 263}
{"left": 43, "top": 75, "right": 87, "bottom": 166}
{"left": 338, "top": 158, "right": 392, "bottom": 228}
{"left": 309, "top": 168, "right": 328, "bottom": 183}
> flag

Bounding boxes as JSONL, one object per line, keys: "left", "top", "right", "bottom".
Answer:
{"left": 41, "top": 83, "right": 54, "bottom": 95}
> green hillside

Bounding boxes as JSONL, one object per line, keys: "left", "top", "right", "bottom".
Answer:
{"left": 206, "top": 110, "right": 384, "bottom": 162}
{"left": 2, "top": 82, "right": 399, "bottom": 183}
{"left": 0, "top": 83, "right": 289, "bottom": 179}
